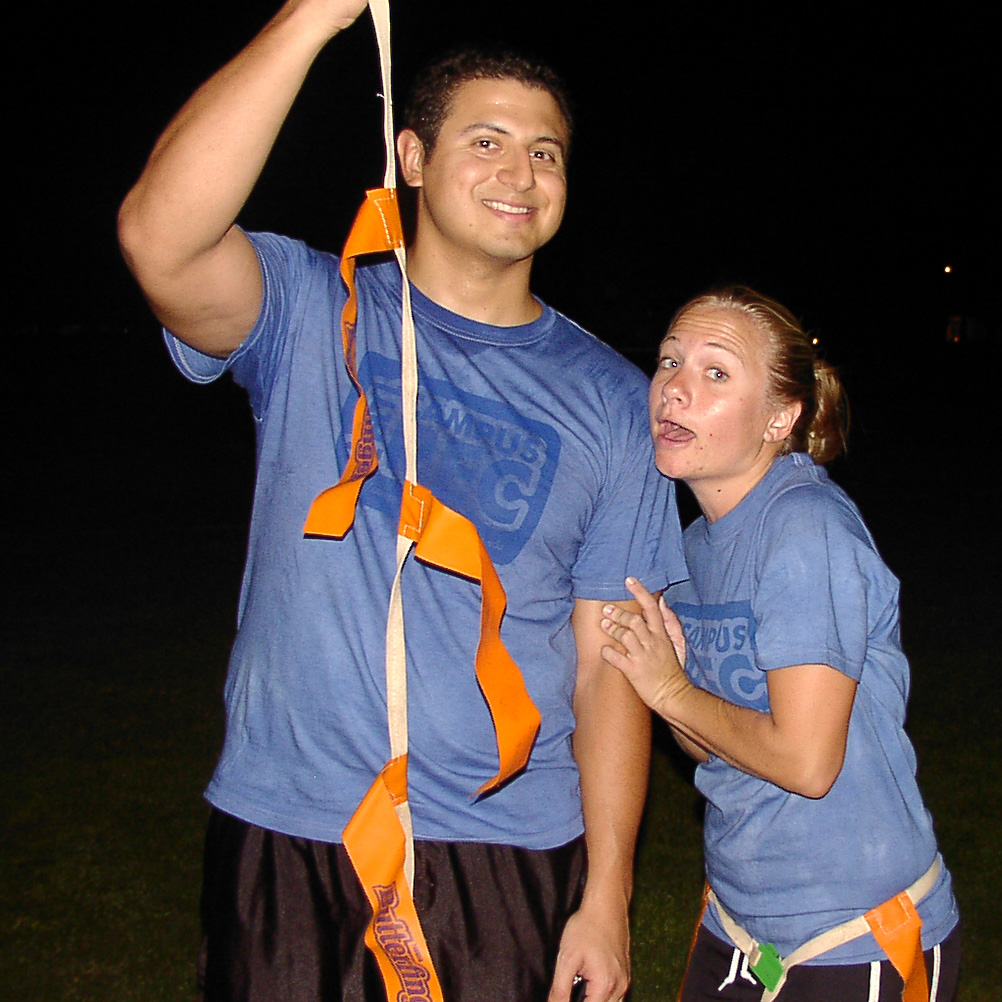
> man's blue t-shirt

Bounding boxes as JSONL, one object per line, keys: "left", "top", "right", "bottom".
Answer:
{"left": 167, "top": 231, "right": 685, "bottom": 848}
{"left": 667, "top": 453, "right": 958, "bottom": 963}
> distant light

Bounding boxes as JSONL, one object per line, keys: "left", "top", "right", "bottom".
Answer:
{"left": 811, "top": 337, "right": 819, "bottom": 346}
{"left": 944, "top": 265, "right": 952, "bottom": 273}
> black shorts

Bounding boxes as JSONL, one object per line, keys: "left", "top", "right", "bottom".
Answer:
{"left": 198, "top": 808, "right": 586, "bottom": 1002}
{"left": 678, "top": 922, "right": 962, "bottom": 1002}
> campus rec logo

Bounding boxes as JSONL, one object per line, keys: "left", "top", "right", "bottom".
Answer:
{"left": 672, "top": 600, "right": 769, "bottom": 711}
{"left": 352, "top": 353, "right": 561, "bottom": 564}
{"left": 372, "top": 884, "right": 435, "bottom": 1002}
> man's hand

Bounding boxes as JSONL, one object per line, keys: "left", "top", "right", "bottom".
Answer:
{"left": 549, "top": 899, "right": 630, "bottom": 1002}
{"left": 297, "top": 0, "right": 371, "bottom": 36}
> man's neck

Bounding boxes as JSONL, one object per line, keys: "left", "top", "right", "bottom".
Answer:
{"left": 405, "top": 239, "right": 542, "bottom": 327}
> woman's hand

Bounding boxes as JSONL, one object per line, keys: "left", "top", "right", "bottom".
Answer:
{"left": 600, "top": 577, "right": 690, "bottom": 716}
{"left": 601, "top": 578, "right": 857, "bottom": 796}
{"left": 657, "top": 593, "right": 687, "bottom": 671}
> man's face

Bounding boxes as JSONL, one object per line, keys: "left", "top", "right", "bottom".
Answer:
{"left": 400, "top": 78, "right": 569, "bottom": 269}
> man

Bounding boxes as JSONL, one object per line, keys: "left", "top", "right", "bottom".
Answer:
{"left": 118, "top": 2, "right": 684, "bottom": 1000}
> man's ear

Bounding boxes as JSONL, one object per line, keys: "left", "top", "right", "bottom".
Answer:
{"left": 764, "top": 400, "right": 802, "bottom": 444}
{"left": 397, "top": 129, "right": 426, "bottom": 188}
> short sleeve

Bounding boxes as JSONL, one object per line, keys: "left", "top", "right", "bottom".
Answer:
{"left": 752, "top": 485, "right": 877, "bottom": 681}
{"left": 570, "top": 374, "right": 685, "bottom": 601}
{"left": 162, "top": 231, "right": 333, "bottom": 419}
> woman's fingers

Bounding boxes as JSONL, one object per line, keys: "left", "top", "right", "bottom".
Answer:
{"left": 601, "top": 607, "right": 645, "bottom": 648}
{"left": 624, "top": 576, "right": 662, "bottom": 626}
{"left": 659, "top": 596, "right": 686, "bottom": 666}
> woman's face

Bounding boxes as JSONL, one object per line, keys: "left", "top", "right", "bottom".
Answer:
{"left": 648, "top": 306, "right": 797, "bottom": 521}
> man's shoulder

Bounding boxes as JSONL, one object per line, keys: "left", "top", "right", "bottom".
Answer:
{"left": 245, "top": 229, "right": 342, "bottom": 276}
{"left": 542, "top": 306, "right": 650, "bottom": 389}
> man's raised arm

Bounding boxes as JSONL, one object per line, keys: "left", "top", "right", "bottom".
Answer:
{"left": 117, "top": 0, "right": 369, "bottom": 357}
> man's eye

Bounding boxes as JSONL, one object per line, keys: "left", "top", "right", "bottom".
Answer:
{"left": 658, "top": 357, "right": 678, "bottom": 370}
{"left": 708, "top": 368, "right": 728, "bottom": 381}
{"left": 531, "top": 149, "right": 554, "bottom": 161}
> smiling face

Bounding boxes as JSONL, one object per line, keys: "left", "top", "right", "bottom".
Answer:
{"left": 398, "top": 77, "right": 569, "bottom": 272}
{"left": 649, "top": 306, "right": 801, "bottom": 522}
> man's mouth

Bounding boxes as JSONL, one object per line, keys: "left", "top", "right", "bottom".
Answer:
{"left": 483, "top": 200, "right": 533, "bottom": 215}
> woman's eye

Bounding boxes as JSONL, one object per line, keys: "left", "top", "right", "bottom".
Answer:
{"left": 658, "top": 357, "right": 678, "bottom": 370}
{"left": 708, "top": 368, "right": 728, "bottom": 381}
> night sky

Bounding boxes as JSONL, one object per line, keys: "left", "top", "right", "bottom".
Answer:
{"left": 9, "top": 1, "right": 997, "bottom": 533}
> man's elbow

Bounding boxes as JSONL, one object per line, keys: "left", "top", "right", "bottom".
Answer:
{"left": 117, "top": 189, "right": 160, "bottom": 287}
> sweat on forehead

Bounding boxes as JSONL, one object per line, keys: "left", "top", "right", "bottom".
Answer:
{"left": 402, "top": 48, "right": 573, "bottom": 156}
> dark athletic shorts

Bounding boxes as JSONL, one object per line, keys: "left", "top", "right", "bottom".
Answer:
{"left": 198, "top": 808, "right": 586, "bottom": 1002}
{"left": 679, "top": 922, "right": 961, "bottom": 1002}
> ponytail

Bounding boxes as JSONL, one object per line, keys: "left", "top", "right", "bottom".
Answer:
{"left": 794, "top": 358, "right": 848, "bottom": 465}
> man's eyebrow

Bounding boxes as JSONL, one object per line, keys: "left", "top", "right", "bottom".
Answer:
{"left": 459, "top": 121, "right": 511, "bottom": 138}
{"left": 459, "top": 122, "right": 566, "bottom": 153}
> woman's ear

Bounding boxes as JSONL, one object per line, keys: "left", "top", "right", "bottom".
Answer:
{"left": 764, "top": 400, "right": 802, "bottom": 444}
{"left": 397, "top": 129, "right": 425, "bottom": 188}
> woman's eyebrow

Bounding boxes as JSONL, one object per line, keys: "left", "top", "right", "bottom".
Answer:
{"left": 703, "top": 339, "right": 745, "bottom": 360}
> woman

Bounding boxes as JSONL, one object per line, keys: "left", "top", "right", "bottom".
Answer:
{"left": 600, "top": 287, "right": 960, "bottom": 1002}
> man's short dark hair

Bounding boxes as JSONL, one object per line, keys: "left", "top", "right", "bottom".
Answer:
{"left": 402, "top": 48, "right": 574, "bottom": 158}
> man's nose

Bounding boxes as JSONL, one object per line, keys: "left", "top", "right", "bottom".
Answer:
{"left": 497, "top": 149, "right": 535, "bottom": 191}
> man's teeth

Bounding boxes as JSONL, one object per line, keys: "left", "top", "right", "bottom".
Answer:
{"left": 484, "top": 200, "right": 532, "bottom": 214}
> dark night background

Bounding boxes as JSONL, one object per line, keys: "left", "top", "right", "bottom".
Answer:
{"left": 2, "top": 5, "right": 999, "bottom": 996}
{"left": 7, "top": 0, "right": 997, "bottom": 547}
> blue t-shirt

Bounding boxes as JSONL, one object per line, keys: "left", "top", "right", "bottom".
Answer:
{"left": 667, "top": 453, "right": 957, "bottom": 963}
{"left": 167, "top": 231, "right": 685, "bottom": 847}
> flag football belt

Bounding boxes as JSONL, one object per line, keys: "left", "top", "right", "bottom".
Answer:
{"left": 301, "top": 3, "right": 540, "bottom": 1001}
{"left": 706, "top": 856, "right": 940, "bottom": 1002}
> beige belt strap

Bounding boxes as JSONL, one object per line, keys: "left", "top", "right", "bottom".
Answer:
{"left": 709, "top": 856, "right": 940, "bottom": 1002}
{"left": 303, "top": 4, "right": 540, "bottom": 999}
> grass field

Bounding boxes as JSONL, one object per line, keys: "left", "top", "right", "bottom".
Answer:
{"left": 2, "top": 466, "right": 1000, "bottom": 999}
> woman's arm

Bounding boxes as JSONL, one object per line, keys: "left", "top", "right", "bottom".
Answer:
{"left": 601, "top": 578, "right": 856, "bottom": 798}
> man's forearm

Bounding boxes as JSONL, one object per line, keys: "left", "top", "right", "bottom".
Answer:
{"left": 574, "top": 659, "right": 649, "bottom": 915}
{"left": 548, "top": 598, "right": 650, "bottom": 1002}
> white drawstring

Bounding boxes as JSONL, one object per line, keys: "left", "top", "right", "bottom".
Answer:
{"left": 717, "top": 947, "right": 758, "bottom": 992}
{"left": 866, "top": 960, "right": 881, "bottom": 1002}
{"left": 929, "top": 942, "right": 941, "bottom": 1002}
{"left": 717, "top": 947, "right": 742, "bottom": 991}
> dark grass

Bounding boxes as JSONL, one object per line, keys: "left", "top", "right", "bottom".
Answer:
{"left": 3, "top": 506, "right": 999, "bottom": 1000}
{"left": 1, "top": 530, "right": 235, "bottom": 1002}
{"left": 3, "top": 353, "right": 1001, "bottom": 1000}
